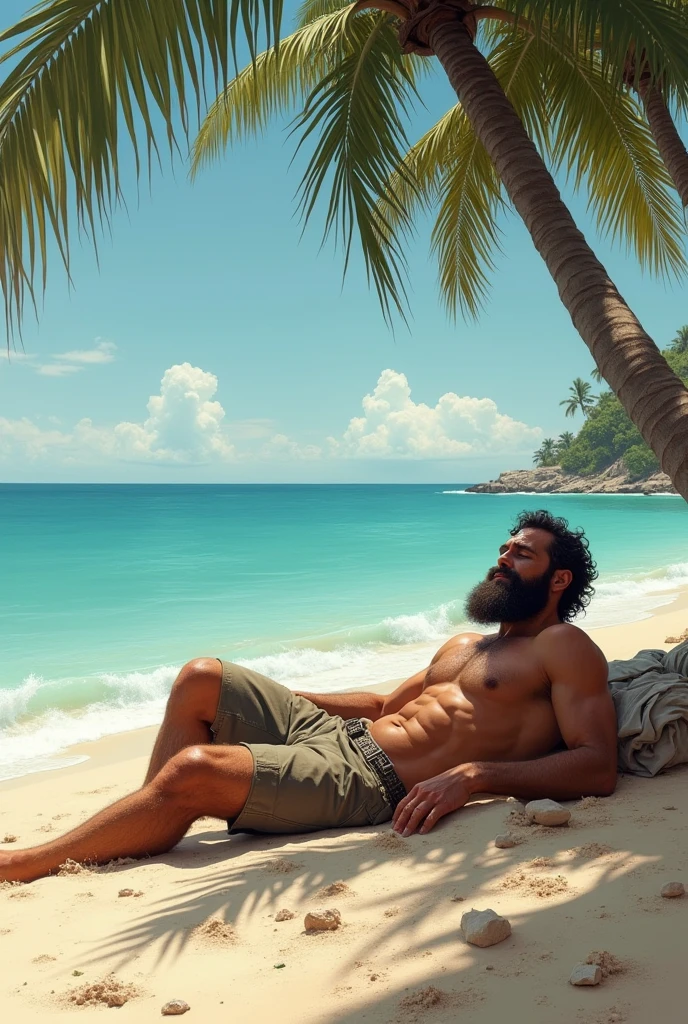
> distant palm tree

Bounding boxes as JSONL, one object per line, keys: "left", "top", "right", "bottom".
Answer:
{"left": 533, "top": 438, "right": 558, "bottom": 468}
{"left": 669, "top": 325, "right": 688, "bottom": 354}
{"left": 560, "top": 378, "right": 597, "bottom": 419}
{"left": 591, "top": 366, "right": 604, "bottom": 384}
{"left": 556, "top": 431, "right": 575, "bottom": 453}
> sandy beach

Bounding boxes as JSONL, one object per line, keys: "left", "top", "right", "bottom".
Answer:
{"left": 2, "top": 593, "right": 688, "bottom": 1023}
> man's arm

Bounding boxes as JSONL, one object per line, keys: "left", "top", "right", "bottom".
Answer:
{"left": 392, "top": 626, "right": 617, "bottom": 835}
{"left": 465, "top": 627, "right": 617, "bottom": 801}
{"left": 295, "top": 632, "right": 477, "bottom": 721}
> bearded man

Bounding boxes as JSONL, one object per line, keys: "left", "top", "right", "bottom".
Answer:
{"left": 0, "top": 509, "right": 617, "bottom": 883}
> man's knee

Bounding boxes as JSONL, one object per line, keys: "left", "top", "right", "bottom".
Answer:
{"left": 154, "top": 745, "right": 216, "bottom": 807}
{"left": 153, "top": 744, "right": 252, "bottom": 817}
{"left": 167, "top": 658, "right": 222, "bottom": 722}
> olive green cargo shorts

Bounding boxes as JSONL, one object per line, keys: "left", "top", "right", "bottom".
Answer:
{"left": 210, "top": 660, "right": 393, "bottom": 834}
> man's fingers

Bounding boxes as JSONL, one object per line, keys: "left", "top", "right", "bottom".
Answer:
{"left": 392, "top": 788, "right": 420, "bottom": 830}
{"left": 419, "top": 805, "right": 446, "bottom": 834}
{"left": 401, "top": 801, "right": 432, "bottom": 836}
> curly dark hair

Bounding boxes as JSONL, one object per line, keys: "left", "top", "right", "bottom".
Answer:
{"left": 511, "top": 509, "right": 598, "bottom": 622}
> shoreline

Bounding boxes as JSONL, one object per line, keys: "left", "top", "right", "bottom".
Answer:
{"left": 2, "top": 583, "right": 687, "bottom": 794}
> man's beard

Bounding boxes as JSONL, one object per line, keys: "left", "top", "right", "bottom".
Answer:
{"left": 464, "top": 565, "right": 554, "bottom": 625}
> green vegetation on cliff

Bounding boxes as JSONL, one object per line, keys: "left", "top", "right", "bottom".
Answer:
{"left": 534, "top": 330, "right": 688, "bottom": 479}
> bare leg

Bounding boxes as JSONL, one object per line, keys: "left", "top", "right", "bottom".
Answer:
{"left": 0, "top": 745, "right": 253, "bottom": 884}
{"left": 144, "top": 658, "right": 223, "bottom": 784}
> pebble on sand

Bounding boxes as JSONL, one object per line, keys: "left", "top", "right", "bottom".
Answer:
{"left": 525, "top": 799, "right": 571, "bottom": 827}
{"left": 304, "top": 909, "right": 341, "bottom": 931}
{"left": 494, "top": 833, "right": 520, "bottom": 849}
{"left": 275, "top": 909, "right": 296, "bottom": 921}
{"left": 569, "top": 963, "right": 602, "bottom": 986}
{"left": 161, "top": 999, "right": 191, "bottom": 1015}
{"left": 660, "top": 881, "right": 685, "bottom": 899}
{"left": 460, "top": 908, "right": 512, "bottom": 948}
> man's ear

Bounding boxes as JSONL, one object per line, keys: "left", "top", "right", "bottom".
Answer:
{"left": 551, "top": 569, "right": 572, "bottom": 593}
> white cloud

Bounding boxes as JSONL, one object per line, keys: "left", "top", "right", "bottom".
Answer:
{"left": 0, "top": 363, "right": 235, "bottom": 466}
{"left": 0, "top": 364, "right": 543, "bottom": 472}
{"left": 328, "top": 369, "right": 542, "bottom": 459}
{"left": 1, "top": 339, "right": 116, "bottom": 376}
{"left": 259, "top": 433, "right": 322, "bottom": 460}
{"left": 0, "top": 417, "right": 72, "bottom": 460}
{"left": 100, "top": 362, "right": 235, "bottom": 464}
{"left": 54, "top": 340, "right": 117, "bottom": 365}
{"left": 0, "top": 349, "right": 36, "bottom": 363}
{"left": 37, "top": 363, "right": 83, "bottom": 377}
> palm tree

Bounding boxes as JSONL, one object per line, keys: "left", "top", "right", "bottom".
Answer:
{"left": 1, "top": 2, "right": 688, "bottom": 499}
{"left": 533, "top": 438, "right": 558, "bottom": 467}
{"left": 560, "top": 378, "right": 597, "bottom": 419}
{"left": 590, "top": 366, "right": 604, "bottom": 384}
{"left": 556, "top": 431, "right": 575, "bottom": 453}
{"left": 669, "top": 325, "right": 688, "bottom": 354}
{"left": 620, "top": 3, "right": 688, "bottom": 210}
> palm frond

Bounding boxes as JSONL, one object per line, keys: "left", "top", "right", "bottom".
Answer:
{"left": 501, "top": 0, "right": 688, "bottom": 97}
{"left": 296, "top": 0, "right": 351, "bottom": 28}
{"left": 377, "top": 23, "right": 545, "bottom": 320}
{"left": 545, "top": 44, "right": 687, "bottom": 280}
{"left": 0, "top": 0, "right": 283, "bottom": 336}
{"left": 431, "top": 128, "right": 505, "bottom": 320}
{"left": 291, "top": 9, "right": 418, "bottom": 323}
{"left": 191, "top": 7, "right": 352, "bottom": 171}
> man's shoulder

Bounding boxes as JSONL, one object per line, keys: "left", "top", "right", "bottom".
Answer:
{"left": 535, "top": 623, "right": 608, "bottom": 676}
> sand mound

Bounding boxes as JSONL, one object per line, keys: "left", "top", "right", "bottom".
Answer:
{"left": 193, "top": 917, "right": 237, "bottom": 946}
{"left": 315, "top": 881, "right": 353, "bottom": 899}
{"left": 32, "top": 954, "right": 57, "bottom": 963}
{"left": 571, "top": 843, "right": 615, "bottom": 859}
{"left": 502, "top": 872, "right": 569, "bottom": 898}
{"left": 264, "top": 858, "right": 300, "bottom": 875}
{"left": 586, "top": 950, "right": 626, "bottom": 978}
{"left": 67, "top": 974, "right": 138, "bottom": 1008}
{"left": 528, "top": 857, "right": 555, "bottom": 868}
{"left": 400, "top": 986, "right": 446, "bottom": 1009}
{"left": 57, "top": 859, "right": 93, "bottom": 876}
{"left": 372, "top": 831, "right": 408, "bottom": 852}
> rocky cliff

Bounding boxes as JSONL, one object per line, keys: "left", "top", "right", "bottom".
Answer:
{"left": 466, "top": 460, "right": 676, "bottom": 495}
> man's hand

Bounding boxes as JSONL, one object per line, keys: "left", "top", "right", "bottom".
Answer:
{"left": 392, "top": 766, "right": 474, "bottom": 836}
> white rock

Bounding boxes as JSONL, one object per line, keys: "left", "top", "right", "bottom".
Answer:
{"left": 304, "top": 908, "right": 341, "bottom": 931}
{"left": 494, "top": 834, "right": 520, "bottom": 849}
{"left": 460, "top": 908, "right": 512, "bottom": 948}
{"left": 660, "top": 881, "right": 685, "bottom": 899}
{"left": 161, "top": 1000, "right": 191, "bottom": 1015}
{"left": 525, "top": 799, "right": 571, "bottom": 827}
{"left": 569, "top": 963, "right": 602, "bottom": 986}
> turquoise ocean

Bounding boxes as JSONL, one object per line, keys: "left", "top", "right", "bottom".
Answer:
{"left": 2, "top": 483, "right": 687, "bottom": 782}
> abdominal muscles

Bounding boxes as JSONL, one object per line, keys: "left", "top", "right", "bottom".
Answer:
{"left": 370, "top": 687, "right": 562, "bottom": 790}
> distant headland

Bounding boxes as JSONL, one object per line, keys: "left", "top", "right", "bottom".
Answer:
{"left": 466, "top": 460, "right": 675, "bottom": 495}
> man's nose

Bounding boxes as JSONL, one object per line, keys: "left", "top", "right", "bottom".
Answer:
{"left": 497, "top": 549, "right": 512, "bottom": 568}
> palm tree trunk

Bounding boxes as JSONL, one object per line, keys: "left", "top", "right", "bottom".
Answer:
{"left": 639, "top": 82, "right": 688, "bottom": 208}
{"left": 423, "top": 15, "right": 688, "bottom": 500}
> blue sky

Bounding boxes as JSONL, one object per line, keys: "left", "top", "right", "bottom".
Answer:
{"left": 1, "top": 0, "right": 687, "bottom": 484}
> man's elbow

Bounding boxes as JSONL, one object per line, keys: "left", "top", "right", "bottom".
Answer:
{"left": 589, "top": 760, "right": 618, "bottom": 798}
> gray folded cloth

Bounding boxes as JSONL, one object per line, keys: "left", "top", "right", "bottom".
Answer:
{"left": 607, "top": 639, "right": 688, "bottom": 776}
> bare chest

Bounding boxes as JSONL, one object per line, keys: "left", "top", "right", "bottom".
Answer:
{"left": 424, "top": 637, "right": 549, "bottom": 703}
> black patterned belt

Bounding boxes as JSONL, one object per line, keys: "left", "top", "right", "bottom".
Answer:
{"left": 345, "top": 718, "right": 407, "bottom": 811}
